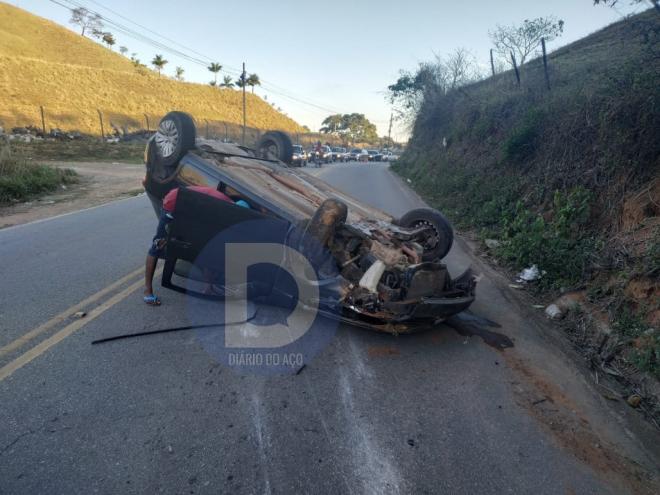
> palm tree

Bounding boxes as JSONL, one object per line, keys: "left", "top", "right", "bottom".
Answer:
{"left": 151, "top": 54, "right": 167, "bottom": 76}
{"left": 207, "top": 62, "right": 222, "bottom": 85}
{"left": 220, "top": 75, "right": 234, "bottom": 88}
{"left": 247, "top": 73, "right": 261, "bottom": 94}
{"left": 174, "top": 66, "right": 185, "bottom": 81}
{"left": 119, "top": 46, "right": 128, "bottom": 56}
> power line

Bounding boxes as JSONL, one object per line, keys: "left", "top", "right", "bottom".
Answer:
{"left": 48, "top": 0, "right": 346, "bottom": 116}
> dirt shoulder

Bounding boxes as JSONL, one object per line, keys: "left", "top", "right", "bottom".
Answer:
{"left": 0, "top": 161, "right": 145, "bottom": 229}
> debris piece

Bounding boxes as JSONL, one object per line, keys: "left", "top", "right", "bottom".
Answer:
{"left": 517, "top": 265, "right": 541, "bottom": 282}
{"left": 484, "top": 239, "right": 501, "bottom": 249}
{"left": 73, "top": 311, "right": 87, "bottom": 318}
{"left": 407, "top": 438, "right": 415, "bottom": 447}
{"left": 544, "top": 304, "right": 564, "bottom": 320}
{"left": 509, "top": 283, "right": 524, "bottom": 290}
{"left": 532, "top": 304, "right": 545, "bottom": 309}
{"left": 626, "top": 394, "right": 642, "bottom": 408}
{"left": 295, "top": 364, "right": 306, "bottom": 375}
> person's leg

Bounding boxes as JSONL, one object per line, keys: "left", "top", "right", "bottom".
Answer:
{"left": 143, "top": 211, "right": 170, "bottom": 305}
{"left": 144, "top": 254, "right": 158, "bottom": 296}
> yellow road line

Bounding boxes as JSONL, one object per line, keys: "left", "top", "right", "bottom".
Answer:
{"left": 0, "top": 267, "right": 143, "bottom": 358}
{"left": 0, "top": 277, "right": 147, "bottom": 382}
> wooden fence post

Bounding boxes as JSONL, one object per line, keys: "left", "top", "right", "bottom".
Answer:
{"left": 490, "top": 49, "right": 496, "bottom": 77}
{"left": 510, "top": 52, "right": 521, "bottom": 87}
{"left": 97, "top": 109, "right": 105, "bottom": 138}
{"left": 144, "top": 114, "right": 150, "bottom": 131}
{"left": 40, "top": 106, "right": 46, "bottom": 135}
{"left": 541, "top": 37, "right": 550, "bottom": 91}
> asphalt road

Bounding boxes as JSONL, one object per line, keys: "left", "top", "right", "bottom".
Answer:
{"left": 0, "top": 162, "right": 656, "bottom": 494}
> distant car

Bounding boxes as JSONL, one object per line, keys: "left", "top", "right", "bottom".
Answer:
{"left": 307, "top": 145, "right": 332, "bottom": 164}
{"left": 291, "top": 145, "right": 307, "bottom": 167}
{"left": 357, "top": 149, "right": 369, "bottom": 162}
{"left": 367, "top": 150, "right": 383, "bottom": 162}
{"left": 331, "top": 147, "right": 347, "bottom": 162}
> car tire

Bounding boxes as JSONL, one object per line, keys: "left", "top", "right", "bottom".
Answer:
{"left": 307, "top": 198, "right": 347, "bottom": 245}
{"left": 256, "top": 131, "right": 294, "bottom": 164}
{"left": 396, "top": 208, "right": 454, "bottom": 261}
{"left": 153, "top": 111, "right": 196, "bottom": 168}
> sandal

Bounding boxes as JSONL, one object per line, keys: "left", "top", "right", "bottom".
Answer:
{"left": 143, "top": 294, "right": 161, "bottom": 306}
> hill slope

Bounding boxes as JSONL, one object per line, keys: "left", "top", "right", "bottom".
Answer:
{"left": 395, "top": 11, "right": 659, "bottom": 376}
{"left": 0, "top": 2, "right": 303, "bottom": 134}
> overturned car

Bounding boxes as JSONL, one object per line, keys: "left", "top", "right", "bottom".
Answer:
{"left": 143, "top": 111, "right": 476, "bottom": 334}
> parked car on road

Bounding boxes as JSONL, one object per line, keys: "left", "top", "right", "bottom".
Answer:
{"left": 331, "top": 147, "right": 347, "bottom": 162}
{"left": 291, "top": 145, "right": 307, "bottom": 167}
{"left": 143, "top": 111, "right": 475, "bottom": 333}
{"left": 309, "top": 145, "right": 332, "bottom": 164}
{"left": 367, "top": 150, "right": 383, "bottom": 162}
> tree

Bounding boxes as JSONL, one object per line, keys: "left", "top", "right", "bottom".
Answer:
{"left": 101, "top": 32, "right": 115, "bottom": 48}
{"left": 69, "top": 7, "right": 102, "bottom": 37}
{"left": 489, "top": 16, "right": 564, "bottom": 68}
{"left": 247, "top": 73, "right": 261, "bottom": 94}
{"left": 594, "top": 0, "right": 660, "bottom": 11}
{"left": 319, "top": 114, "right": 378, "bottom": 144}
{"left": 320, "top": 114, "right": 344, "bottom": 135}
{"left": 119, "top": 46, "right": 128, "bottom": 56}
{"left": 220, "top": 75, "right": 234, "bottom": 88}
{"left": 151, "top": 54, "right": 167, "bottom": 76}
{"left": 207, "top": 63, "right": 222, "bottom": 85}
{"left": 175, "top": 66, "right": 185, "bottom": 81}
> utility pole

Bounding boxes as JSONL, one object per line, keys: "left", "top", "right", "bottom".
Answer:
{"left": 489, "top": 49, "right": 496, "bottom": 77}
{"left": 242, "top": 62, "right": 246, "bottom": 145}
{"left": 387, "top": 112, "right": 393, "bottom": 149}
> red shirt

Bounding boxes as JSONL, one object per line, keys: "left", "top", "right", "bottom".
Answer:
{"left": 162, "top": 186, "right": 233, "bottom": 212}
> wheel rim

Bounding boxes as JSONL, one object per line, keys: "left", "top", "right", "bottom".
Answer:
{"left": 415, "top": 220, "right": 440, "bottom": 250}
{"left": 154, "top": 119, "right": 179, "bottom": 158}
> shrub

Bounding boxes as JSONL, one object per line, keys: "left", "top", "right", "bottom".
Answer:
{"left": 0, "top": 145, "right": 77, "bottom": 203}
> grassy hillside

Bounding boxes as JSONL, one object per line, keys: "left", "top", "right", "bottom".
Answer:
{"left": 395, "top": 11, "right": 659, "bottom": 375}
{"left": 0, "top": 2, "right": 304, "bottom": 134}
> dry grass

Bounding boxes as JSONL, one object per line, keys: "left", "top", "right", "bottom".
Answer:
{"left": 0, "top": 2, "right": 304, "bottom": 135}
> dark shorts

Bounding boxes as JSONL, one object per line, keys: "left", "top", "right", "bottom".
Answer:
{"left": 148, "top": 210, "right": 173, "bottom": 258}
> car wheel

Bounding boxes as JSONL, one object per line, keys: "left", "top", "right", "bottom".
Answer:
{"left": 153, "top": 111, "right": 196, "bottom": 168}
{"left": 396, "top": 208, "right": 454, "bottom": 261}
{"left": 256, "top": 131, "right": 294, "bottom": 164}
{"left": 306, "top": 198, "right": 347, "bottom": 246}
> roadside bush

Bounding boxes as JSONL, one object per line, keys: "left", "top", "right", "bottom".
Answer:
{"left": 502, "top": 108, "right": 544, "bottom": 162}
{"left": 613, "top": 309, "right": 660, "bottom": 379}
{"left": 0, "top": 145, "right": 77, "bottom": 203}
{"left": 499, "top": 188, "right": 596, "bottom": 288}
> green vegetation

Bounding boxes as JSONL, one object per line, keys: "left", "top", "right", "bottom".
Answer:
{"left": 0, "top": 146, "right": 78, "bottom": 203}
{"left": 9, "top": 140, "right": 145, "bottom": 163}
{"left": 392, "top": 10, "right": 659, "bottom": 381}
{"left": 613, "top": 309, "right": 659, "bottom": 378}
{"left": 320, "top": 114, "right": 379, "bottom": 144}
{"left": 393, "top": 10, "right": 659, "bottom": 290}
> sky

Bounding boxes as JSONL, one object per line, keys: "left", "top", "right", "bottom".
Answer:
{"left": 11, "top": 0, "right": 647, "bottom": 140}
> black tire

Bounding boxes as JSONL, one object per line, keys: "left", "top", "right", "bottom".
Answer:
{"left": 305, "top": 198, "right": 348, "bottom": 247}
{"left": 396, "top": 208, "right": 454, "bottom": 261}
{"left": 256, "top": 131, "right": 294, "bottom": 164}
{"left": 153, "top": 111, "right": 196, "bottom": 168}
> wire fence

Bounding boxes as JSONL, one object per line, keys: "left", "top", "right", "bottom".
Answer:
{"left": 2, "top": 107, "right": 345, "bottom": 149}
